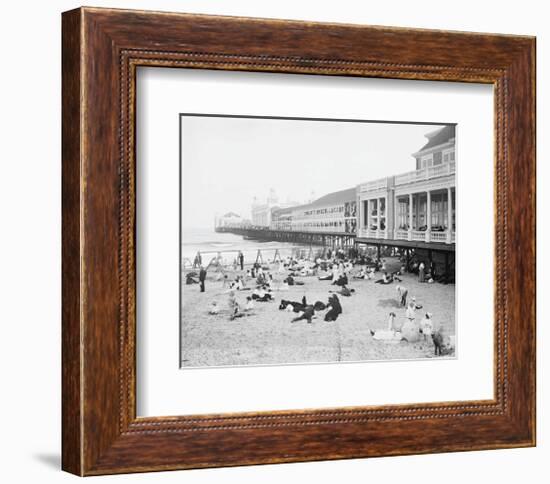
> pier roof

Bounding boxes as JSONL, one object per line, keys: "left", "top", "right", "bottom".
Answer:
{"left": 312, "top": 187, "right": 356, "bottom": 207}
{"left": 275, "top": 187, "right": 356, "bottom": 213}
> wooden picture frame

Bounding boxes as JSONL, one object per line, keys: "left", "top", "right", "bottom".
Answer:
{"left": 62, "top": 6, "right": 536, "bottom": 475}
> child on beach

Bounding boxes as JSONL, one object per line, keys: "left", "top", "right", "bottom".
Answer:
{"left": 244, "top": 296, "right": 255, "bottom": 312}
{"left": 419, "top": 312, "right": 434, "bottom": 341}
{"left": 228, "top": 291, "right": 244, "bottom": 320}
{"left": 405, "top": 301, "right": 416, "bottom": 323}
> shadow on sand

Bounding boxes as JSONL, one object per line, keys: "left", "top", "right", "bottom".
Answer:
{"left": 377, "top": 298, "right": 401, "bottom": 309}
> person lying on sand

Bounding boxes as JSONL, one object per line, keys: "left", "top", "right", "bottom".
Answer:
{"left": 374, "top": 272, "right": 393, "bottom": 284}
{"left": 252, "top": 286, "right": 273, "bottom": 302}
{"left": 329, "top": 285, "right": 355, "bottom": 297}
{"left": 392, "top": 271, "right": 403, "bottom": 282}
{"left": 291, "top": 305, "right": 315, "bottom": 324}
{"left": 369, "top": 312, "right": 402, "bottom": 342}
{"left": 284, "top": 274, "right": 304, "bottom": 286}
{"left": 318, "top": 272, "right": 333, "bottom": 281}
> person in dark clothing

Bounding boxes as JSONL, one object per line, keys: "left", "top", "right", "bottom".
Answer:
{"left": 199, "top": 266, "right": 207, "bottom": 292}
{"left": 332, "top": 274, "right": 348, "bottom": 287}
{"left": 186, "top": 271, "right": 199, "bottom": 285}
{"left": 313, "top": 301, "right": 327, "bottom": 311}
{"left": 284, "top": 274, "right": 304, "bottom": 286}
{"left": 429, "top": 261, "right": 436, "bottom": 280}
{"left": 291, "top": 305, "right": 315, "bottom": 324}
{"left": 193, "top": 253, "right": 202, "bottom": 268}
{"left": 324, "top": 294, "right": 342, "bottom": 322}
{"left": 330, "top": 286, "right": 354, "bottom": 297}
{"left": 374, "top": 272, "right": 393, "bottom": 284}
{"left": 238, "top": 251, "right": 244, "bottom": 271}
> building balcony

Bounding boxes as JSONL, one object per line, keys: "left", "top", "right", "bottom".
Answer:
{"left": 411, "top": 230, "right": 426, "bottom": 241}
{"left": 430, "top": 231, "right": 448, "bottom": 242}
{"left": 394, "top": 229, "right": 408, "bottom": 240}
{"left": 394, "top": 161, "right": 455, "bottom": 186}
{"left": 359, "top": 227, "right": 456, "bottom": 244}
{"left": 360, "top": 228, "right": 387, "bottom": 239}
{"left": 359, "top": 177, "right": 388, "bottom": 192}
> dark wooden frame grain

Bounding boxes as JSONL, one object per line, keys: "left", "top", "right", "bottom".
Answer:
{"left": 62, "top": 6, "right": 536, "bottom": 476}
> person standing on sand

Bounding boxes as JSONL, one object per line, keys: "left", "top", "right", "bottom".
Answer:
{"left": 418, "top": 262, "right": 426, "bottom": 283}
{"left": 193, "top": 252, "right": 202, "bottom": 268}
{"left": 396, "top": 285, "right": 408, "bottom": 307}
{"left": 199, "top": 265, "right": 207, "bottom": 293}
{"left": 405, "top": 301, "right": 416, "bottom": 323}
{"left": 238, "top": 251, "right": 244, "bottom": 271}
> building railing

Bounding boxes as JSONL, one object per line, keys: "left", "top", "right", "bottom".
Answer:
{"left": 361, "top": 227, "right": 456, "bottom": 244}
{"left": 359, "top": 228, "right": 388, "bottom": 239}
{"left": 411, "top": 230, "right": 426, "bottom": 241}
{"left": 430, "top": 231, "right": 447, "bottom": 242}
{"left": 359, "top": 177, "right": 388, "bottom": 192}
{"left": 394, "top": 230, "right": 408, "bottom": 240}
{"left": 394, "top": 160, "right": 456, "bottom": 186}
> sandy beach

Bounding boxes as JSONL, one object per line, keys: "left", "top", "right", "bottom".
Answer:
{"left": 181, "top": 257, "right": 455, "bottom": 368}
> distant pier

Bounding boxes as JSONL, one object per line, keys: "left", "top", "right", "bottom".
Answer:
{"left": 215, "top": 225, "right": 356, "bottom": 249}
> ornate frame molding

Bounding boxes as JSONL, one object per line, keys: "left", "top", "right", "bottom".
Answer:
{"left": 62, "top": 7, "right": 535, "bottom": 475}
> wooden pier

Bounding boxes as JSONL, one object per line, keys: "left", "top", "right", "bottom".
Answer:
{"left": 213, "top": 225, "right": 454, "bottom": 281}
{"left": 215, "top": 226, "right": 356, "bottom": 249}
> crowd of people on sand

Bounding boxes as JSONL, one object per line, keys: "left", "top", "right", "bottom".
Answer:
{"left": 188, "top": 247, "right": 454, "bottom": 356}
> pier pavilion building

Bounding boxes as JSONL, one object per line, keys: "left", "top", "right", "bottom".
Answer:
{"left": 216, "top": 125, "right": 455, "bottom": 278}
{"left": 357, "top": 125, "right": 455, "bottom": 244}
{"left": 356, "top": 125, "right": 455, "bottom": 276}
{"left": 271, "top": 187, "right": 357, "bottom": 234}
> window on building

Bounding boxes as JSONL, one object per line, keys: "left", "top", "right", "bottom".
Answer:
{"left": 433, "top": 151, "right": 443, "bottom": 165}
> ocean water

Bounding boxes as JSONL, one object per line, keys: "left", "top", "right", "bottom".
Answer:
{"left": 182, "top": 227, "right": 311, "bottom": 268}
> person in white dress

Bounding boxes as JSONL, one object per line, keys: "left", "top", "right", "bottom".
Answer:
{"left": 370, "top": 312, "right": 403, "bottom": 342}
{"left": 419, "top": 312, "right": 434, "bottom": 341}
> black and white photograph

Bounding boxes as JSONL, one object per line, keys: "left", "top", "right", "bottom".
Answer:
{"left": 180, "top": 115, "right": 456, "bottom": 368}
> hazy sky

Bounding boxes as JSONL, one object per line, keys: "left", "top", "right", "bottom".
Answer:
{"left": 181, "top": 116, "right": 449, "bottom": 229}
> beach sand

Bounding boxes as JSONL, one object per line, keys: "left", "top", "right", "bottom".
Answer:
{"left": 181, "top": 258, "right": 455, "bottom": 367}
